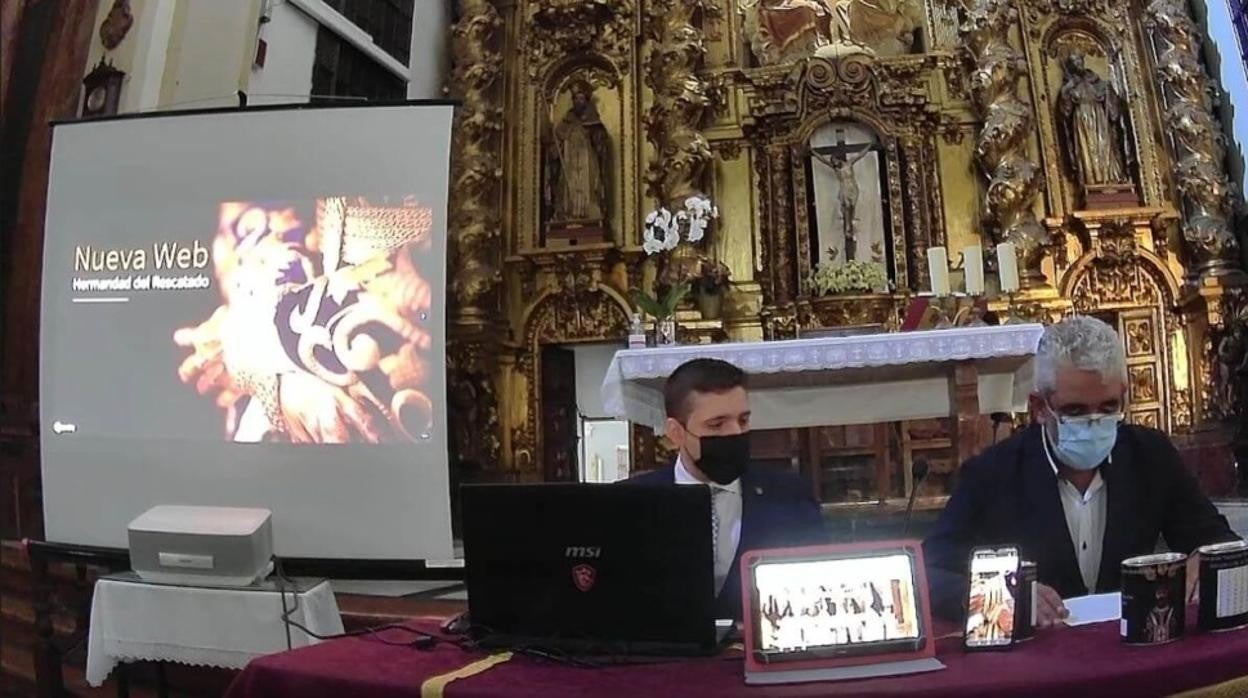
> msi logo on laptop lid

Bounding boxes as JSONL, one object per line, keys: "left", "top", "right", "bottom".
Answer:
{"left": 572, "top": 563, "right": 597, "bottom": 592}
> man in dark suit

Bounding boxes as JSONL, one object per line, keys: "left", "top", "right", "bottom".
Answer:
{"left": 629, "top": 358, "right": 825, "bottom": 620}
{"left": 924, "top": 316, "right": 1238, "bottom": 625}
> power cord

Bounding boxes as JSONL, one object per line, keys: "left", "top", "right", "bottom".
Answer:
{"left": 270, "top": 557, "right": 604, "bottom": 669}
{"left": 272, "top": 556, "right": 440, "bottom": 650}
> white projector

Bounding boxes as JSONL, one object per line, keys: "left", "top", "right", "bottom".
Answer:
{"left": 128, "top": 505, "right": 274, "bottom": 587}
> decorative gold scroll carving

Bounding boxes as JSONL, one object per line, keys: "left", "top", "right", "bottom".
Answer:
{"left": 1022, "top": 0, "right": 1129, "bottom": 31}
{"left": 642, "top": 0, "right": 723, "bottom": 288}
{"left": 961, "top": 0, "right": 1048, "bottom": 288}
{"left": 513, "top": 257, "right": 631, "bottom": 472}
{"left": 643, "top": 0, "right": 721, "bottom": 207}
{"left": 447, "top": 0, "right": 505, "bottom": 468}
{"left": 766, "top": 144, "right": 795, "bottom": 306}
{"left": 524, "top": 0, "right": 636, "bottom": 79}
{"left": 1144, "top": 0, "right": 1246, "bottom": 285}
{"left": 1215, "top": 296, "right": 1248, "bottom": 426}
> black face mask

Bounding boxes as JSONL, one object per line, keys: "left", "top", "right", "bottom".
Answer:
{"left": 689, "top": 431, "right": 751, "bottom": 485}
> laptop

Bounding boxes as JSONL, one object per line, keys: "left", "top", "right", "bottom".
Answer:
{"left": 461, "top": 483, "right": 729, "bottom": 656}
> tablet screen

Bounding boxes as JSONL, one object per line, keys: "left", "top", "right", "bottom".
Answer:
{"left": 751, "top": 551, "right": 922, "bottom": 659}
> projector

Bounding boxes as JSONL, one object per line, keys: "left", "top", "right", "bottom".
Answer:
{"left": 128, "top": 505, "right": 274, "bottom": 587}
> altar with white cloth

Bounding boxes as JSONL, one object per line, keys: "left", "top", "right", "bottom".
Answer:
{"left": 601, "top": 325, "right": 1045, "bottom": 466}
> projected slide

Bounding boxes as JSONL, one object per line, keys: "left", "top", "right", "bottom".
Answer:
{"left": 61, "top": 196, "right": 436, "bottom": 444}
{"left": 41, "top": 104, "right": 454, "bottom": 558}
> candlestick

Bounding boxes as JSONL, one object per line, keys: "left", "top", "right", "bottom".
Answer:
{"left": 963, "top": 245, "right": 984, "bottom": 296}
{"left": 997, "top": 242, "right": 1020, "bottom": 293}
{"left": 928, "top": 246, "right": 951, "bottom": 296}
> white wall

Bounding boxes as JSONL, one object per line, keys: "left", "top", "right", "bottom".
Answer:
{"left": 248, "top": 2, "right": 318, "bottom": 105}
{"left": 162, "top": 0, "right": 263, "bottom": 109}
{"left": 572, "top": 344, "right": 624, "bottom": 419}
{"left": 581, "top": 420, "right": 631, "bottom": 483}
{"left": 408, "top": 0, "right": 450, "bottom": 98}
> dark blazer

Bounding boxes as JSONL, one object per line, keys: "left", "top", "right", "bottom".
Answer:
{"left": 629, "top": 463, "right": 826, "bottom": 620}
{"left": 923, "top": 423, "right": 1239, "bottom": 620}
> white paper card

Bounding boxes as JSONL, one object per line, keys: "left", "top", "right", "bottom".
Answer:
{"left": 1216, "top": 566, "right": 1248, "bottom": 618}
{"left": 1063, "top": 592, "right": 1121, "bottom": 626}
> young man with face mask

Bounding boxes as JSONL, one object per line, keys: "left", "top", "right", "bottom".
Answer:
{"left": 629, "top": 358, "right": 825, "bottom": 620}
{"left": 923, "top": 316, "right": 1239, "bottom": 626}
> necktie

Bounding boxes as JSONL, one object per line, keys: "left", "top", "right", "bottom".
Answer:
{"left": 711, "top": 488, "right": 720, "bottom": 558}
{"left": 710, "top": 487, "right": 732, "bottom": 592}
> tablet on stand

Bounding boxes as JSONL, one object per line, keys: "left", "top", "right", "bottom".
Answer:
{"left": 740, "top": 540, "right": 945, "bottom": 685}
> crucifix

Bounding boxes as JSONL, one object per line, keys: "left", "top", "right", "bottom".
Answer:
{"left": 811, "top": 129, "right": 872, "bottom": 263}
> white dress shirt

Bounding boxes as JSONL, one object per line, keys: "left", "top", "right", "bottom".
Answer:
{"left": 674, "top": 456, "right": 742, "bottom": 594}
{"left": 1042, "top": 431, "right": 1108, "bottom": 593}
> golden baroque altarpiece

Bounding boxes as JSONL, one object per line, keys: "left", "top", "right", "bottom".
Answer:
{"left": 446, "top": 0, "right": 1248, "bottom": 484}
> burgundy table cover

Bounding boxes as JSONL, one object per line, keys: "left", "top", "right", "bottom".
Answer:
{"left": 225, "top": 617, "right": 1248, "bottom": 698}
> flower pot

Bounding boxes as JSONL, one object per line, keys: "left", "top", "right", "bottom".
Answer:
{"left": 694, "top": 288, "right": 724, "bottom": 320}
{"left": 655, "top": 318, "right": 678, "bottom": 346}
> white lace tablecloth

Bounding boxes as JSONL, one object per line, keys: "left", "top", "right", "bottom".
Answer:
{"left": 86, "top": 575, "right": 343, "bottom": 687}
{"left": 601, "top": 324, "right": 1045, "bottom": 430}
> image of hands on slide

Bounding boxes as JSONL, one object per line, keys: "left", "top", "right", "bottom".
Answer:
{"left": 173, "top": 197, "right": 436, "bottom": 444}
{"left": 966, "top": 551, "right": 1018, "bottom": 647}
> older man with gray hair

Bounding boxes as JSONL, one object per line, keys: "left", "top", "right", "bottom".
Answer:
{"left": 924, "top": 316, "right": 1238, "bottom": 625}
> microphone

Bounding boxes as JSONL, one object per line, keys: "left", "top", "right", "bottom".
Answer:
{"left": 903, "top": 459, "right": 931, "bottom": 537}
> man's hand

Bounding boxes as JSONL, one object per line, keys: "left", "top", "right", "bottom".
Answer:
{"left": 1035, "top": 584, "right": 1069, "bottom": 627}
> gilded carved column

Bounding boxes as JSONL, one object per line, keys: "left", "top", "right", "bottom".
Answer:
{"left": 642, "top": 0, "right": 721, "bottom": 284}
{"left": 961, "top": 0, "right": 1048, "bottom": 288}
{"left": 768, "top": 145, "right": 795, "bottom": 308}
{"left": 1145, "top": 0, "right": 1245, "bottom": 284}
{"left": 447, "top": 0, "right": 503, "bottom": 468}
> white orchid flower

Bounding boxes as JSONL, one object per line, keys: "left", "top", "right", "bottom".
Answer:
{"left": 687, "top": 218, "right": 707, "bottom": 243}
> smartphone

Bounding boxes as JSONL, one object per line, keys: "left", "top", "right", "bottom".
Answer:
{"left": 964, "top": 546, "right": 1021, "bottom": 651}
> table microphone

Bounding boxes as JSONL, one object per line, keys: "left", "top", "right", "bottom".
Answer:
{"left": 990, "top": 412, "right": 1011, "bottom": 444}
{"left": 903, "top": 459, "right": 931, "bottom": 537}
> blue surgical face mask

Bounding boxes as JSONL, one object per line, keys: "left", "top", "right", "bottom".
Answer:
{"left": 1044, "top": 405, "right": 1123, "bottom": 471}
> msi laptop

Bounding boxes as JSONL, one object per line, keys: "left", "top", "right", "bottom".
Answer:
{"left": 461, "top": 483, "right": 728, "bottom": 656}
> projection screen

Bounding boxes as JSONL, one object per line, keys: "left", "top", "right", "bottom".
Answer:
{"left": 40, "top": 103, "right": 454, "bottom": 559}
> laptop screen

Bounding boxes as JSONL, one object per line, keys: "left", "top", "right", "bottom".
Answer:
{"left": 748, "top": 548, "right": 924, "bottom": 662}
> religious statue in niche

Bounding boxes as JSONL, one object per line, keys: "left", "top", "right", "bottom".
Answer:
{"left": 740, "top": 0, "right": 922, "bottom": 65}
{"left": 812, "top": 145, "right": 872, "bottom": 261}
{"left": 809, "top": 124, "right": 886, "bottom": 268}
{"left": 1057, "top": 53, "right": 1137, "bottom": 208}
{"left": 544, "top": 79, "right": 611, "bottom": 247}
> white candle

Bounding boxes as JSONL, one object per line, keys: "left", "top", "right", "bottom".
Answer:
{"left": 997, "top": 242, "right": 1020, "bottom": 293}
{"left": 927, "top": 247, "right": 950, "bottom": 296}
{"left": 963, "top": 245, "right": 984, "bottom": 296}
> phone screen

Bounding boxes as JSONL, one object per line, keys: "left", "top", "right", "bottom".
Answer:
{"left": 964, "top": 547, "right": 1020, "bottom": 649}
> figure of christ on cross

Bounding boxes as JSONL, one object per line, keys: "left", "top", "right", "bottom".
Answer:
{"left": 812, "top": 142, "right": 872, "bottom": 262}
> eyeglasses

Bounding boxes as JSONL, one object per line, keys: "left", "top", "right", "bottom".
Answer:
{"left": 1046, "top": 405, "right": 1125, "bottom": 428}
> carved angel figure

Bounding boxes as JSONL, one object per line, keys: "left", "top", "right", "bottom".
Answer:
{"left": 741, "top": 0, "right": 921, "bottom": 64}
